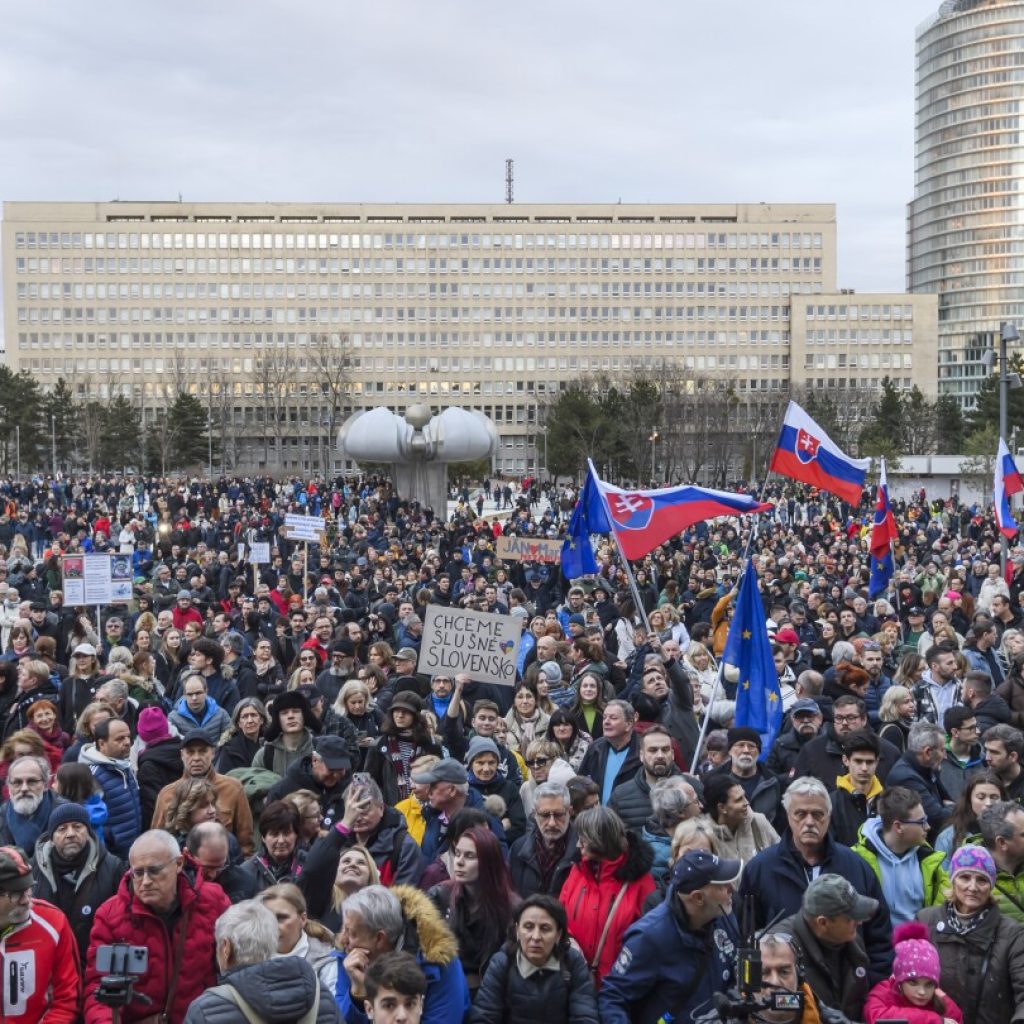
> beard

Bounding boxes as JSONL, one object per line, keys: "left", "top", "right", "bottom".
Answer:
{"left": 12, "top": 791, "right": 43, "bottom": 816}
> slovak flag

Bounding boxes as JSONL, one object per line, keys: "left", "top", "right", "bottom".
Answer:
{"left": 560, "top": 461, "right": 773, "bottom": 575}
{"left": 769, "top": 400, "right": 870, "bottom": 505}
{"left": 995, "top": 437, "right": 1024, "bottom": 539}
{"left": 868, "top": 458, "right": 897, "bottom": 597}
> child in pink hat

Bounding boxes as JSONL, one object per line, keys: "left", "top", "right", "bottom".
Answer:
{"left": 864, "top": 921, "right": 963, "bottom": 1023}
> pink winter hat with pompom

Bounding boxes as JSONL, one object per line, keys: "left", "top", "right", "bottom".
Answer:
{"left": 892, "top": 922, "right": 940, "bottom": 985}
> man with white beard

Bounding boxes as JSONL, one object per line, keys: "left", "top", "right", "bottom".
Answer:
{"left": 0, "top": 755, "right": 63, "bottom": 852}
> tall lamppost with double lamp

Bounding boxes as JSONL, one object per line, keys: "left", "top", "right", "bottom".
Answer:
{"left": 983, "top": 321, "right": 1022, "bottom": 572}
{"left": 648, "top": 430, "right": 659, "bottom": 485}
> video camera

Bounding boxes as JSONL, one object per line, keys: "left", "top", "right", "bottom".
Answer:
{"left": 713, "top": 896, "right": 805, "bottom": 1022}
{"left": 94, "top": 944, "right": 151, "bottom": 1021}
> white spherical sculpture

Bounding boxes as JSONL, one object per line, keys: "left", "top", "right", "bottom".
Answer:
{"left": 339, "top": 405, "right": 498, "bottom": 514}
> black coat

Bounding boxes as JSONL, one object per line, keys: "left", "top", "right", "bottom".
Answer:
{"left": 578, "top": 734, "right": 642, "bottom": 799}
{"left": 266, "top": 755, "right": 346, "bottom": 830}
{"left": 136, "top": 737, "right": 183, "bottom": 830}
{"left": 215, "top": 732, "right": 263, "bottom": 775}
{"left": 509, "top": 825, "right": 576, "bottom": 899}
{"left": 793, "top": 727, "right": 900, "bottom": 790}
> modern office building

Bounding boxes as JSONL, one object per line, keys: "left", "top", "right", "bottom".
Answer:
{"left": 909, "top": 0, "right": 1024, "bottom": 407}
{"left": 2, "top": 201, "right": 936, "bottom": 475}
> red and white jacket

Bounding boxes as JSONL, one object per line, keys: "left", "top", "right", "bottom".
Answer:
{"left": 0, "top": 898, "right": 81, "bottom": 1024}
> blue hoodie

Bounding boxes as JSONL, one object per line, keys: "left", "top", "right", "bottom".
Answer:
{"left": 857, "top": 816, "right": 924, "bottom": 927}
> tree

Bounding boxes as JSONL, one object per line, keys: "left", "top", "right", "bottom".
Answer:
{"left": 44, "top": 379, "right": 79, "bottom": 474}
{"left": 967, "top": 354, "right": 1024, "bottom": 438}
{"left": 901, "top": 386, "right": 937, "bottom": 456}
{"left": 0, "top": 367, "right": 45, "bottom": 473}
{"left": 167, "top": 393, "right": 211, "bottom": 471}
{"left": 935, "top": 394, "right": 967, "bottom": 454}
{"left": 99, "top": 396, "right": 142, "bottom": 472}
{"left": 959, "top": 425, "right": 1000, "bottom": 498}
{"left": 542, "top": 383, "right": 610, "bottom": 479}
{"left": 308, "top": 333, "right": 352, "bottom": 475}
{"left": 859, "top": 377, "right": 905, "bottom": 465}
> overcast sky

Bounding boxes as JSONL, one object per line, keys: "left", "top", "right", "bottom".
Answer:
{"left": 2, "top": 0, "right": 939, "bottom": 308}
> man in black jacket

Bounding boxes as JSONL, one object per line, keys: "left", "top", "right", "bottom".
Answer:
{"left": 31, "top": 802, "right": 124, "bottom": 963}
{"left": 578, "top": 700, "right": 642, "bottom": 803}
{"left": 765, "top": 698, "right": 824, "bottom": 784}
{"left": 609, "top": 726, "right": 681, "bottom": 831}
{"left": 510, "top": 781, "right": 577, "bottom": 898}
{"left": 266, "top": 736, "right": 352, "bottom": 830}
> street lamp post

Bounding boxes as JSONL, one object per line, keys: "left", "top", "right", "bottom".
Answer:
{"left": 648, "top": 430, "right": 659, "bottom": 484}
{"left": 987, "top": 322, "right": 1022, "bottom": 572}
{"left": 50, "top": 415, "right": 56, "bottom": 477}
{"left": 206, "top": 416, "right": 213, "bottom": 481}
{"left": 15, "top": 425, "right": 20, "bottom": 480}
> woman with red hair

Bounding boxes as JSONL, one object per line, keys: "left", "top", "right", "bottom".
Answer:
{"left": 426, "top": 825, "right": 519, "bottom": 998}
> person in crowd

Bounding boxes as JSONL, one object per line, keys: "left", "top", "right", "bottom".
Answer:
{"left": 880, "top": 721, "right": 952, "bottom": 839}
{"left": 335, "top": 884, "right": 470, "bottom": 1024}
{"left": 710, "top": 725, "right": 783, "bottom": 828}
{"left": 267, "top": 734, "right": 353, "bottom": 830}
{"left": 252, "top": 689, "right": 319, "bottom": 775}
{"left": 642, "top": 776, "right": 702, "bottom": 882}
{"left": 4, "top": 659, "right": 61, "bottom": 740}
{"left": 135, "top": 706, "right": 182, "bottom": 829}
{"left": 260, "top": 881, "right": 339, "bottom": 992}
{"left": 185, "top": 820, "right": 257, "bottom": 904}
{"left": 829, "top": 729, "right": 883, "bottom": 846}
{"left": 852, "top": 785, "right": 948, "bottom": 926}
{"left": 161, "top": 777, "right": 221, "bottom": 843}
{"left": 577, "top": 700, "right": 641, "bottom": 805}
{"left": 214, "top": 696, "right": 269, "bottom": 774}
{"left": 933, "top": 770, "right": 1004, "bottom": 869}
{"left": 598, "top": 849, "right": 741, "bottom": 1024}
{"left": 469, "top": 893, "right": 599, "bottom": 1024}
{"left": 983, "top": 723, "right": 1024, "bottom": 802}
{"left": 878, "top": 683, "right": 917, "bottom": 753}
{"left": 864, "top": 920, "right": 964, "bottom": 1024}
{"left": 168, "top": 673, "right": 232, "bottom": 747}
{"left": 765, "top": 697, "right": 824, "bottom": 783}
{"left": 24, "top": 698, "right": 70, "bottom": 771}
{"left": 151, "top": 729, "right": 255, "bottom": 856}
{"left": 365, "top": 691, "right": 443, "bottom": 805}
{"left": 739, "top": 776, "right": 894, "bottom": 984}
{"left": 773, "top": 873, "right": 876, "bottom": 1023}
{"left": 427, "top": 825, "right": 519, "bottom": 997}
{"left": 545, "top": 709, "right": 591, "bottom": 773}
{"left": 977, "top": 799, "right": 1024, "bottom": 924}
{"left": 941, "top": 706, "right": 985, "bottom": 802}
{"left": 58, "top": 642, "right": 104, "bottom": 733}
{"left": 182, "top": 897, "right": 341, "bottom": 1024}
{"left": 700, "top": 770, "right": 780, "bottom": 864}
{"left": 0, "top": 753, "right": 63, "bottom": 850}
{"left": 414, "top": 758, "right": 506, "bottom": 862}
{"left": 465, "top": 735, "right": 527, "bottom": 844}
{"left": 30, "top": 801, "right": 124, "bottom": 963}
{"left": 918, "top": 844, "right": 1024, "bottom": 1024}
{"left": 321, "top": 844, "right": 381, "bottom": 932}
{"left": 510, "top": 780, "right": 577, "bottom": 900}
{"left": 63, "top": 700, "right": 116, "bottom": 765}
{"left": 0, "top": 843, "right": 81, "bottom": 1024}
{"left": 242, "top": 799, "right": 304, "bottom": 893}
{"left": 85, "top": 829, "right": 231, "bottom": 1024}
{"left": 607, "top": 725, "right": 682, "bottom": 833}
{"left": 362, "top": 951, "right": 429, "bottom": 1024}
{"left": 0, "top": 728, "right": 47, "bottom": 797}
{"left": 559, "top": 805, "right": 655, "bottom": 985}
{"left": 504, "top": 680, "right": 550, "bottom": 753}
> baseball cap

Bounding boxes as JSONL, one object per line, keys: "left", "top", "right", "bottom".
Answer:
{"left": 395, "top": 647, "right": 418, "bottom": 662}
{"left": 802, "top": 873, "right": 878, "bottom": 922}
{"left": 72, "top": 642, "right": 97, "bottom": 657}
{"left": 179, "top": 729, "right": 215, "bottom": 749}
{"left": 908, "top": 606, "right": 925, "bottom": 617}
{"left": 411, "top": 758, "right": 468, "bottom": 786}
{"left": 0, "top": 846, "right": 34, "bottom": 892}
{"left": 775, "top": 628, "right": 800, "bottom": 645}
{"left": 790, "top": 698, "right": 822, "bottom": 717}
{"left": 670, "top": 850, "right": 742, "bottom": 894}
{"left": 313, "top": 735, "right": 352, "bottom": 771}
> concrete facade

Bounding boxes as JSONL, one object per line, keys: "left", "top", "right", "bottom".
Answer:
{"left": 2, "top": 201, "right": 937, "bottom": 475}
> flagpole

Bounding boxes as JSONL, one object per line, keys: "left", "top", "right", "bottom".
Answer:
{"left": 586, "top": 459, "right": 652, "bottom": 635}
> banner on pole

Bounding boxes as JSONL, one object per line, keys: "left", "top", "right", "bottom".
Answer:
{"left": 418, "top": 606, "right": 522, "bottom": 686}
{"left": 249, "top": 542, "right": 271, "bottom": 564}
{"left": 63, "top": 553, "right": 131, "bottom": 606}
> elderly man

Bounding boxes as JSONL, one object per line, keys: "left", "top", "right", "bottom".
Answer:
{"left": 713, "top": 726, "right": 783, "bottom": 828}
{"left": 31, "top": 802, "right": 124, "bottom": 962}
{"left": 183, "top": 899, "right": 340, "bottom": 1024}
{"left": 599, "top": 850, "right": 742, "bottom": 1024}
{"left": 0, "top": 755, "right": 64, "bottom": 851}
{"left": 509, "top": 780, "right": 577, "bottom": 898}
{"left": 151, "top": 729, "right": 254, "bottom": 856}
{"left": 184, "top": 821, "right": 256, "bottom": 904}
{"left": 739, "top": 776, "right": 893, "bottom": 985}
{"left": 766, "top": 698, "right": 824, "bottom": 783}
{"left": 413, "top": 758, "right": 505, "bottom": 860}
{"left": 578, "top": 699, "right": 642, "bottom": 804}
{"left": 642, "top": 776, "right": 701, "bottom": 882}
{"left": 0, "top": 844, "right": 81, "bottom": 1024}
{"left": 336, "top": 884, "right": 469, "bottom": 1024}
{"left": 882, "top": 720, "right": 952, "bottom": 839}
{"left": 85, "top": 830, "right": 230, "bottom": 1024}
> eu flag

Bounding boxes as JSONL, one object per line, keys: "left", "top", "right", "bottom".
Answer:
{"left": 560, "top": 469, "right": 607, "bottom": 579}
{"left": 723, "top": 558, "right": 782, "bottom": 758}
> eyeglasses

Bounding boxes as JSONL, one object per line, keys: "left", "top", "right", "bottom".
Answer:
{"left": 130, "top": 860, "right": 174, "bottom": 880}
{"left": 535, "top": 809, "right": 568, "bottom": 821}
{"left": 0, "top": 887, "right": 31, "bottom": 902}
{"left": 525, "top": 757, "right": 550, "bottom": 769}
{"left": 898, "top": 816, "right": 929, "bottom": 829}
{"left": 833, "top": 714, "right": 865, "bottom": 725}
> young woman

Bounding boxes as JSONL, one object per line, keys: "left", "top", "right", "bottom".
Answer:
{"left": 427, "top": 825, "right": 520, "bottom": 996}
{"left": 545, "top": 709, "right": 591, "bottom": 773}
{"left": 504, "top": 680, "right": 550, "bottom": 754}
{"left": 215, "top": 697, "right": 269, "bottom": 774}
{"left": 933, "top": 771, "right": 1005, "bottom": 870}
{"left": 683, "top": 643, "right": 718, "bottom": 707}
{"left": 324, "top": 679, "right": 380, "bottom": 769}
{"left": 260, "top": 882, "right": 338, "bottom": 993}
{"left": 878, "top": 685, "right": 917, "bottom": 753}
{"left": 470, "top": 894, "right": 599, "bottom": 1024}
{"left": 154, "top": 628, "right": 185, "bottom": 696}
{"left": 323, "top": 845, "right": 380, "bottom": 932}
{"left": 54, "top": 761, "right": 108, "bottom": 834}
{"left": 567, "top": 673, "right": 606, "bottom": 741}
{"left": 364, "top": 692, "right": 442, "bottom": 805}
{"left": 701, "top": 772, "right": 779, "bottom": 865}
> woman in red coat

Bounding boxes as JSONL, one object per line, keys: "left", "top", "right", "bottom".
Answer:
{"left": 559, "top": 805, "right": 655, "bottom": 986}
{"left": 84, "top": 831, "right": 230, "bottom": 1024}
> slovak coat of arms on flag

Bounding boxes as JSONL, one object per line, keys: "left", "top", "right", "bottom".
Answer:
{"left": 795, "top": 429, "right": 820, "bottom": 465}
{"left": 607, "top": 492, "right": 654, "bottom": 531}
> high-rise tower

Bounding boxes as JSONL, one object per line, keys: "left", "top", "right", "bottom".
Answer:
{"left": 909, "top": 0, "right": 1024, "bottom": 406}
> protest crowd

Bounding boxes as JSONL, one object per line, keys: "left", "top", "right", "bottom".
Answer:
{"left": 4, "top": 435, "right": 1024, "bottom": 1024}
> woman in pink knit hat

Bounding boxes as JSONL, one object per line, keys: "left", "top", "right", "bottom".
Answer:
{"left": 864, "top": 921, "right": 963, "bottom": 1024}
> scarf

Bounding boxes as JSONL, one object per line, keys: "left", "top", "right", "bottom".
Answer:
{"left": 5, "top": 790, "right": 53, "bottom": 852}
{"left": 944, "top": 899, "right": 991, "bottom": 935}
{"left": 533, "top": 831, "right": 568, "bottom": 893}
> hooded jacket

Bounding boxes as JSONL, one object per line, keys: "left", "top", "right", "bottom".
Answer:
{"left": 251, "top": 727, "right": 315, "bottom": 776}
{"left": 32, "top": 829, "right": 125, "bottom": 962}
{"left": 333, "top": 884, "right": 470, "bottom": 1024}
{"left": 136, "top": 736, "right": 183, "bottom": 829}
{"left": 79, "top": 742, "right": 142, "bottom": 858}
{"left": 84, "top": 860, "right": 231, "bottom": 1024}
{"left": 183, "top": 957, "right": 341, "bottom": 1024}
{"left": 559, "top": 830, "right": 656, "bottom": 983}
{"left": 168, "top": 695, "right": 231, "bottom": 747}
{"left": 864, "top": 975, "right": 963, "bottom": 1024}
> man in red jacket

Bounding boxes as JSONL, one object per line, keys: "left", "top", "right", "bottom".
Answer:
{"left": 84, "top": 830, "right": 229, "bottom": 1024}
{"left": 0, "top": 844, "right": 81, "bottom": 1024}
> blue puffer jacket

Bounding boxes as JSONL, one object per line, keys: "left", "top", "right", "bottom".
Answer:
{"left": 79, "top": 743, "right": 142, "bottom": 858}
{"left": 168, "top": 695, "right": 231, "bottom": 747}
{"left": 599, "top": 892, "right": 739, "bottom": 1024}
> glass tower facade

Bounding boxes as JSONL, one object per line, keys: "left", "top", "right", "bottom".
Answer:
{"left": 909, "top": 0, "right": 1024, "bottom": 406}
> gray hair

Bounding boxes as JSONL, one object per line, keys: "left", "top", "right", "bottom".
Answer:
{"left": 9, "top": 755, "right": 50, "bottom": 783}
{"left": 342, "top": 885, "right": 404, "bottom": 947}
{"left": 781, "top": 776, "right": 830, "bottom": 811}
{"left": 533, "top": 781, "right": 571, "bottom": 808}
{"left": 605, "top": 699, "right": 636, "bottom": 725}
{"left": 359, "top": 776, "right": 385, "bottom": 807}
{"left": 650, "top": 777, "right": 697, "bottom": 829}
{"left": 97, "top": 679, "right": 129, "bottom": 701}
{"left": 214, "top": 899, "right": 279, "bottom": 965}
{"left": 907, "top": 721, "right": 945, "bottom": 755}
{"left": 574, "top": 805, "right": 627, "bottom": 861}
{"left": 831, "top": 641, "right": 855, "bottom": 667}
{"left": 979, "top": 800, "right": 1024, "bottom": 847}
{"left": 106, "top": 646, "right": 134, "bottom": 669}
{"left": 130, "top": 829, "right": 180, "bottom": 861}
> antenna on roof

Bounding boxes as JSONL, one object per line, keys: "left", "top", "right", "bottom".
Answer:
{"left": 505, "top": 159, "right": 514, "bottom": 204}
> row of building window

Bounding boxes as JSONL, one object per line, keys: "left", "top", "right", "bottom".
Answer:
{"left": 803, "top": 330, "right": 915, "bottom": 344}
{"left": 803, "top": 353, "right": 913, "bottom": 370}
{"left": 13, "top": 230, "right": 826, "bottom": 252}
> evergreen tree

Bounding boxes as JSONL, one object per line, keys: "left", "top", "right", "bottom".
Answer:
{"left": 935, "top": 394, "right": 967, "bottom": 454}
{"left": 44, "top": 379, "right": 79, "bottom": 473}
{"left": 99, "top": 396, "right": 142, "bottom": 472}
{"left": 166, "top": 393, "right": 211, "bottom": 470}
{"left": 967, "top": 354, "right": 1024, "bottom": 438}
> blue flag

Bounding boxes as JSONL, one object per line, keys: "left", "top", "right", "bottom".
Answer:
{"left": 560, "top": 470, "right": 607, "bottom": 579}
{"left": 868, "top": 459, "right": 897, "bottom": 598}
{"left": 723, "top": 558, "right": 782, "bottom": 758}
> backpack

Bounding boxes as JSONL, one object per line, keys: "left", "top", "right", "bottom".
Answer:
{"left": 204, "top": 981, "right": 320, "bottom": 1024}
{"left": 226, "top": 766, "right": 282, "bottom": 824}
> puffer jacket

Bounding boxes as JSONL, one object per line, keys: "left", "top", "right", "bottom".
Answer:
{"left": 136, "top": 736, "right": 183, "bottom": 829}
{"left": 469, "top": 942, "right": 599, "bottom": 1024}
{"left": 168, "top": 695, "right": 231, "bottom": 747}
{"left": 559, "top": 830, "right": 656, "bottom": 984}
{"left": 918, "top": 902, "right": 1024, "bottom": 1024}
{"left": 334, "top": 884, "right": 470, "bottom": 1024}
{"left": 79, "top": 743, "right": 142, "bottom": 858}
{"left": 32, "top": 830, "right": 125, "bottom": 962}
{"left": 183, "top": 957, "right": 340, "bottom": 1024}
{"left": 84, "top": 860, "right": 231, "bottom": 1024}
{"left": 864, "top": 976, "right": 963, "bottom": 1024}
